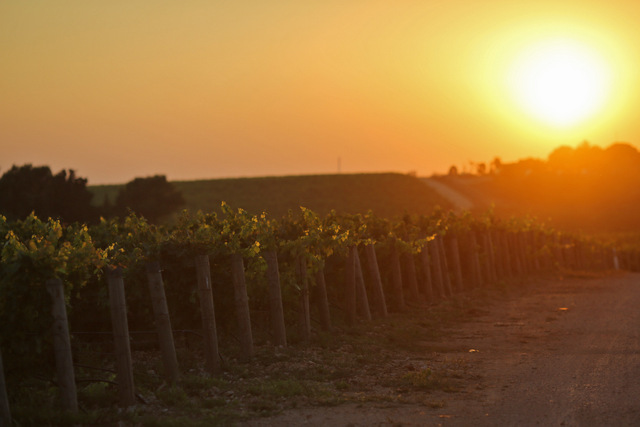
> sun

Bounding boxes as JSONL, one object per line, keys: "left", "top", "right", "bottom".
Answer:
{"left": 507, "top": 38, "right": 612, "bottom": 128}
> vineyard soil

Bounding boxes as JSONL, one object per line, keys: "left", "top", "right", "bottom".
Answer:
{"left": 244, "top": 271, "right": 640, "bottom": 426}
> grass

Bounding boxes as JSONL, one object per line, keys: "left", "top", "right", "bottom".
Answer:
{"left": 89, "top": 172, "right": 453, "bottom": 219}
{"left": 398, "top": 368, "right": 445, "bottom": 390}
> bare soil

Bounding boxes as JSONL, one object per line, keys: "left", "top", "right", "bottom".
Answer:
{"left": 244, "top": 271, "right": 640, "bottom": 426}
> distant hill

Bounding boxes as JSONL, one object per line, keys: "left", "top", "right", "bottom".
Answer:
{"left": 90, "top": 173, "right": 454, "bottom": 220}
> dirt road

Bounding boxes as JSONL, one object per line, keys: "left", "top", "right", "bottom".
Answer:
{"left": 421, "top": 178, "right": 474, "bottom": 212}
{"left": 245, "top": 272, "right": 640, "bottom": 426}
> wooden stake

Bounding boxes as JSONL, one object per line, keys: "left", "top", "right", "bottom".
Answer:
{"left": 419, "top": 248, "right": 434, "bottom": 303}
{"left": 521, "top": 232, "right": 532, "bottom": 274}
{"left": 0, "top": 348, "right": 11, "bottom": 427}
{"left": 195, "top": 255, "right": 221, "bottom": 374}
{"left": 390, "top": 238, "right": 406, "bottom": 311}
{"left": 438, "top": 237, "right": 454, "bottom": 296}
{"left": 479, "top": 233, "right": 492, "bottom": 285}
{"left": 523, "top": 233, "right": 532, "bottom": 273}
{"left": 446, "top": 236, "right": 464, "bottom": 293}
{"left": 364, "top": 244, "right": 388, "bottom": 317}
{"left": 354, "top": 248, "right": 372, "bottom": 321}
{"left": 145, "top": 262, "right": 180, "bottom": 384}
{"left": 402, "top": 252, "right": 421, "bottom": 302}
{"left": 490, "top": 231, "right": 504, "bottom": 280}
{"left": 295, "top": 255, "right": 311, "bottom": 341}
{"left": 106, "top": 267, "right": 136, "bottom": 407}
{"left": 500, "top": 231, "right": 513, "bottom": 278}
{"left": 428, "top": 238, "right": 446, "bottom": 298}
{"left": 263, "top": 250, "right": 287, "bottom": 346}
{"left": 230, "top": 253, "right": 254, "bottom": 360}
{"left": 344, "top": 245, "right": 357, "bottom": 326}
{"left": 510, "top": 232, "right": 524, "bottom": 276}
{"left": 458, "top": 232, "right": 476, "bottom": 288}
{"left": 45, "top": 278, "right": 78, "bottom": 413}
{"left": 530, "top": 231, "right": 542, "bottom": 272}
{"left": 484, "top": 232, "right": 498, "bottom": 284}
{"left": 469, "top": 232, "right": 483, "bottom": 287}
{"left": 314, "top": 266, "right": 332, "bottom": 331}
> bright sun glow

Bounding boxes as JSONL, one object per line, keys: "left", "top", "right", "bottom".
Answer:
{"left": 508, "top": 38, "right": 612, "bottom": 128}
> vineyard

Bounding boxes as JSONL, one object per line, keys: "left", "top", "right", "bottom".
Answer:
{"left": 0, "top": 204, "right": 637, "bottom": 425}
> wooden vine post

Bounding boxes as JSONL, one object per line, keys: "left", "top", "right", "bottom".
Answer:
{"left": 562, "top": 236, "right": 571, "bottom": 269}
{"left": 494, "top": 231, "right": 509, "bottom": 278}
{"left": 295, "top": 255, "right": 312, "bottom": 341}
{"left": 344, "top": 245, "right": 357, "bottom": 326}
{"left": 263, "top": 250, "right": 287, "bottom": 345}
{"left": 438, "top": 237, "right": 454, "bottom": 296}
{"left": 549, "top": 234, "right": 559, "bottom": 270}
{"left": 510, "top": 232, "right": 524, "bottom": 277}
{"left": 530, "top": 231, "right": 542, "bottom": 272}
{"left": 314, "top": 265, "right": 332, "bottom": 331}
{"left": 612, "top": 248, "right": 620, "bottom": 270}
{"left": 576, "top": 241, "right": 584, "bottom": 271}
{"left": 45, "top": 278, "right": 78, "bottom": 413}
{"left": 521, "top": 232, "right": 531, "bottom": 275}
{"left": 490, "top": 230, "right": 504, "bottom": 280}
{"left": 364, "top": 244, "right": 388, "bottom": 317}
{"left": 469, "top": 232, "right": 483, "bottom": 287}
{"left": 389, "top": 238, "right": 406, "bottom": 311}
{"left": 458, "top": 232, "right": 475, "bottom": 288}
{"left": 230, "top": 253, "right": 254, "bottom": 360}
{"left": 611, "top": 247, "right": 620, "bottom": 271}
{"left": 543, "top": 232, "right": 554, "bottom": 271}
{"left": 560, "top": 236, "right": 571, "bottom": 269}
{"left": 479, "top": 233, "right": 493, "bottom": 285}
{"left": 484, "top": 232, "right": 498, "bottom": 284}
{"left": 0, "top": 349, "right": 10, "bottom": 427}
{"left": 106, "top": 267, "right": 136, "bottom": 407}
{"left": 353, "top": 249, "right": 372, "bottom": 321}
{"left": 418, "top": 247, "right": 434, "bottom": 303}
{"left": 402, "top": 252, "right": 421, "bottom": 302}
{"left": 521, "top": 232, "right": 534, "bottom": 274}
{"left": 499, "top": 231, "right": 513, "bottom": 278}
{"left": 145, "top": 261, "right": 180, "bottom": 384}
{"left": 542, "top": 233, "right": 554, "bottom": 271}
{"left": 445, "top": 235, "right": 464, "bottom": 293}
{"left": 428, "top": 238, "right": 446, "bottom": 299}
{"left": 195, "top": 255, "right": 221, "bottom": 374}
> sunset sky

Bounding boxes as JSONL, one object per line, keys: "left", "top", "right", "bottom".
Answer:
{"left": 2, "top": 1, "right": 639, "bottom": 184}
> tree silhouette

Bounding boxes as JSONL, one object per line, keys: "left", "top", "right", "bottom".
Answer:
{"left": 0, "top": 164, "right": 97, "bottom": 223}
{"left": 464, "top": 141, "right": 640, "bottom": 231}
{"left": 115, "top": 175, "right": 185, "bottom": 223}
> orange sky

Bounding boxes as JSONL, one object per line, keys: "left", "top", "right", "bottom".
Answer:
{"left": 1, "top": 1, "right": 639, "bottom": 184}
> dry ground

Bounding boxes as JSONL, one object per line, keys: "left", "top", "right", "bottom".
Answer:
{"left": 244, "top": 271, "right": 640, "bottom": 426}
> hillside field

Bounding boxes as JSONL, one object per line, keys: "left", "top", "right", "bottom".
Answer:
{"left": 90, "top": 173, "right": 454, "bottom": 219}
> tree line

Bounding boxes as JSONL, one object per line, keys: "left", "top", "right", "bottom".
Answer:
{"left": 448, "top": 141, "right": 640, "bottom": 178}
{"left": 0, "top": 165, "right": 185, "bottom": 224}
{"left": 445, "top": 142, "right": 640, "bottom": 232}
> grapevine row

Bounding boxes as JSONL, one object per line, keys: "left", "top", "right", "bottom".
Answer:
{"left": 0, "top": 204, "right": 633, "bottom": 416}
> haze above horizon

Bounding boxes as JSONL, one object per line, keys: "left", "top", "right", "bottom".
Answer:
{"left": 2, "top": 1, "right": 640, "bottom": 184}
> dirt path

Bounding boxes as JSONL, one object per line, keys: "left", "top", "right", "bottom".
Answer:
{"left": 420, "top": 178, "right": 474, "bottom": 212}
{"left": 421, "top": 178, "right": 474, "bottom": 212}
{"left": 244, "top": 272, "right": 640, "bottom": 426}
